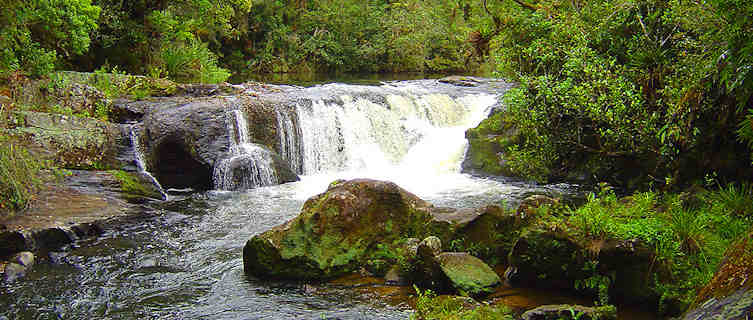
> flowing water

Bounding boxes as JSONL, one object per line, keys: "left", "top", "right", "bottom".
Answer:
{"left": 0, "top": 79, "right": 582, "bottom": 319}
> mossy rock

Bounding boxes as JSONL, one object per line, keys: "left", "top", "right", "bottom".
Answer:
{"left": 462, "top": 111, "right": 520, "bottom": 177}
{"left": 435, "top": 252, "right": 501, "bottom": 296}
{"left": 683, "top": 228, "right": 753, "bottom": 320}
{"left": 243, "top": 179, "right": 439, "bottom": 280}
{"left": 9, "top": 111, "right": 125, "bottom": 169}
{"left": 108, "top": 170, "right": 163, "bottom": 200}
{"left": 521, "top": 304, "right": 617, "bottom": 320}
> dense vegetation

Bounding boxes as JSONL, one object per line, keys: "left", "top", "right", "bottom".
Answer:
{"left": 482, "top": 0, "right": 753, "bottom": 189}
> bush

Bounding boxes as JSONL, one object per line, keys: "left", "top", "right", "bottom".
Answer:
{"left": 159, "top": 39, "right": 231, "bottom": 84}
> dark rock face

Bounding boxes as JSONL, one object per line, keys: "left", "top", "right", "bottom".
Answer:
{"left": 683, "top": 228, "right": 753, "bottom": 320}
{"left": 508, "top": 227, "right": 662, "bottom": 307}
{"left": 140, "top": 96, "right": 297, "bottom": 190}
{"left": 521, "top": 304, "right": 617, "bottom": 320}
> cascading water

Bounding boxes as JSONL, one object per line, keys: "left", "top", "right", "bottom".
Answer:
{"left": 213, "top": 108, "right": 278, "bottom": 190}
{"left": 127, "top": 124, "right": 169, "bottom": 200}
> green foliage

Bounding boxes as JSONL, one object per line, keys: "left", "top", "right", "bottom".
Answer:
{"left": 483, "top": 0, "right": 753, "bottom": 187}
{"left": 159, "top": 39, "right": 231, "bottom": 84}
{"left": 410, "top": 286, "right": 514, "bottom": 320}
{"left": 0, "top": 0, "right": 101, "bottom": 77}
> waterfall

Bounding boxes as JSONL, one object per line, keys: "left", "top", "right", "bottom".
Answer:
{"left": 213, "top": 109, "right": 278, "bottom": 190}
{"left": 275, "top": 108, "right": 303, "bottom": 175}
{"left": 127, "top": 125, "right": 169, "bottom": 200}
{"left": 279, "top": 82, "right": 499, "bottom": 177}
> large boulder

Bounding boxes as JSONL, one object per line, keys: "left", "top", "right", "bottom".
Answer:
{"left": 243, "top": 179, "right": 440, "bottom": 279}
{"left": 683, "top": 228, "right": 753, "bottom": 320}
{"left": 243, "top": 179, "right": 538, "bottom": 281}
{"left": 8, "top": 111, "right": 127, "bottom": 169}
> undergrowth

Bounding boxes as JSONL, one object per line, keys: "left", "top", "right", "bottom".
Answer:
{"left": 410, "top": 286, "right": 513, "bottom": 320}
{"left": 545, "top": 182, "right": 753, "bottom": 310}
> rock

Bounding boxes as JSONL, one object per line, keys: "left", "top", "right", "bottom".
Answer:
{"left": 9, "top": 111, "right": 127, "bottom": 169}
{"left": 109, "top": 170, "right": 164, "bottom": 199}
{"left": 508, "top": 227, "right": 661, "bottom": 308}
{"left": 244, "top": 179, "right": 538, "bottom": 281}
{"left": 385, "top": 265, "right": 410, "bottom": 286}
{"left": 683, "top": 228, "right": 753, "bottom": 320}
{"left": 11, "top": 252, "right": 34, "bottom": 267}
{"left": 141, "top": 96, "right": 298, "bottom": 190}
{"left": 243, "top": 179, "right": 438, "bottom": 280}
{"left": 450, "top": 205, "right": 533, "bottom": 264}
{"left": 418, "top": 236, "right": 442, "bottom": 257}
{"left": 517, "top": 195, "right": 559, "bottom": 218}
{"left": 461, "top": 110, "right": 521, "bottom": 177}
{"left": 32, "top": 227, "right": 76, "bottom": 251}
{"left": 438, "top": 76, "right": 481, "bottom": 87}
{"left": 2, "top": 262, "right": 27, "bottom": 282}
{"left": 521, "top": 304, "right": 617, "bottom": 320}
{"left": 0, "top": 231, "right": 30, "bottom": 259}
{"left": 435, "top": 252, "right": 501, "bottom": 296}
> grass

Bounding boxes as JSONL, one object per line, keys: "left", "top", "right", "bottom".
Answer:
{"left": 0, "top": 138, "right": 45, "bottom": 216}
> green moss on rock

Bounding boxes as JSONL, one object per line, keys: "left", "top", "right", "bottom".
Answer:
{"left": 436, "top": 252, "right": 501, "bottom": 296}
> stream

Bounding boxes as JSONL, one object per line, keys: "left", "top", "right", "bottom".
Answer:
{"left": 1, "top": 78, "right": 585, "bottom": 319}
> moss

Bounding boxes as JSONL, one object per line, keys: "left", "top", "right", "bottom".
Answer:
{"left": 464, "top": 111, "right": 520, "bottom": 176}
{"left": 436, "top": 253, "right": 501, "bottom": 296}
{"left": 109, "top": 170, "right": 162, "bottom": 199}
{"left": 694, "top": 228, "right": 753, "bottom": 306}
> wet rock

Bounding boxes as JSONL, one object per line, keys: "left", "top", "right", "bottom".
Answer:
{"left": 11, "top": 251, "right": 34, "bottom": 267}
{"left": 683, "top": 227, "right": 753, "bottom": 320}
{"left": 385, "top": 265, "right": 410, "bottom": 286}
{"left": 435, "top": 252, "right": 501, "bottom": 297}
{"left": 0, "top": 231, "right": 30, "bottom": 259}
{"left": 9, "top": 111, "right": 127, "bottom": 169}
{"left": 418, "top": 236, "right": 442, "bottom": 257}
{"left": 243, "top": 179, "right": 440, "bottom": 280}
{"left": 521, "top": 304, "right": 617, "bottom": 320}
{"left": 438, "top": 76, "right": 481, "bottom": 87}
{"left": 450, "top": 205, "right": 533, "bottom": 264}
{"left": 2, "top": 262, "right": 27, "bottom": 282}
{"left": 141, "top": 96, "right": 297, "bottom": 190}
{"left": 32, "top": 227, "right": 75, "bottom": 251}
{"left": 461, "top": 110, "right": 520, "bottom": 177}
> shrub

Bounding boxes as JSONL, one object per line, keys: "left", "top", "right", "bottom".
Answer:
{"left": 159, "top": 39, "right": 230, "bottom": 84}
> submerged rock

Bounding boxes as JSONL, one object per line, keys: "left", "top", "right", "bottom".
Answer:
{"left": 243, "top": 179, "right": 438, "bottom": 279}
{"left": 521, "top": 304, "right": 617, "bottom": 320}
{"left": 683, "top": 227, "right": 753, "bottom": 320}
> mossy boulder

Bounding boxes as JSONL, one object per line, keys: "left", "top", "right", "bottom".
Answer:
{"left": 508, "top": 226, "right": 660, "bottom": 307}
{"left": 683, "top": 228, "right": 753, "bottom": 320}
{"left": 435, "top": 252, "right": 501, "bottom": 296}
{"left": 7, "top": 111, "right": 126, "bottom": 169}
{"left": 243, "top": 179, "right": 439, "bottom": 280}
{"left": 462, "top": 110, "right": 519, "bottom": 177}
